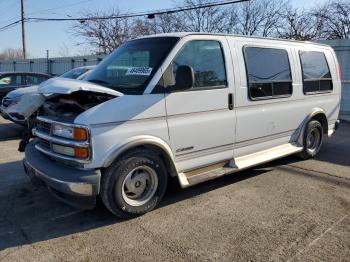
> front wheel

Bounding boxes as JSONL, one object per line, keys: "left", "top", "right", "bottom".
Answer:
{"left": 298, "top": 120, "right": 323, "bottom": 160}
{"left": 101, "top": 149, "right": 168, "bottom": 218}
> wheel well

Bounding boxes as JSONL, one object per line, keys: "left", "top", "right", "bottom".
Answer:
{"left": 311, "top": 113, "right": 328, "bottom": 134}
{"left": 116, "top": 144, "right": 178, "bottom": 178}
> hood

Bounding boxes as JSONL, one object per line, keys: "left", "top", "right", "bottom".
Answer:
{"left": 38, "top": 78, "right": 123, "bottom": 97}
{"left": 6, "top": 85, "right": 39, "bottom": 98}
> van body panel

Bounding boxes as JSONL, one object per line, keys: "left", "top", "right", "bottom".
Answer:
{"left": 75, "top": 94, "right": 171, "bottom": 169}
{"left": 163, "top": 35, "right": 236, "bottom": 172}
{"left": 22, "top": 33, "right": 342, "bottom": 209}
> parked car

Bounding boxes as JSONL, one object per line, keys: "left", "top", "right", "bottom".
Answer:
{"left": 0, "top": 66, "right": 95, "bottom": 124}
{"left": 21, "top": 33, "right": 340, "bottom": 218}
{"left": 59, "top": 65, "right": 95, "bottom": 79}
{"left": 0, "top": 72, "right": 51, "bottom": 101}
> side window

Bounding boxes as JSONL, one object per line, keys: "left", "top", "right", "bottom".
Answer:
{"left": 171, "top": 40, "right": 227, "bottom": 90}
{"left": 0, "top": 75, "right": 21, "bottom": 87}
{"left": 244, "top": 47, "right": 292, "bottom": 100}
{"left": 25, "top": 75, "right": 41, "bottom": 85}
{"left": 0, "top": 76, "right": 11, "bottom": 87}
{"left": 299, "top": 51, "right": 333, "bottom": 94}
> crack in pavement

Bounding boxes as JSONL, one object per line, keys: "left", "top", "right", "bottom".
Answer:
{"left": 286, "top": 215, "right": 349, "bottom": 262}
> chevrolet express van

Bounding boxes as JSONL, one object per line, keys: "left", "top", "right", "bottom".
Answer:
{"left": 23, "top": 33, "right": 341, "bottom": 218}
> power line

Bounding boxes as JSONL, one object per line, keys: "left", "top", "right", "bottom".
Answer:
{"left": 0, "top": 20, "right": 21, "bottom": 33}
{"left": 27, "top": 0, "right": 249, "bottom": 22}
{"left": 0, "top": 0, "right": 250, "bottom": 33}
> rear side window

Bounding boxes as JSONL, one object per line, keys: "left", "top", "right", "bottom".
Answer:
{"left": 244, "top": 47, "right": 292, "bottom": 100}
{"left": 300, "top": 51, "right": 333, "bottom": 94}
{"left": 25, "top": 75, "right": 47, "bottom": 85}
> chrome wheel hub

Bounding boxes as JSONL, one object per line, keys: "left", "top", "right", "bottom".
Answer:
{"left": 122, "top": 166, "right": 158, "bottom": 207}
{"left": 306, "top": 128, "right": 321, "bottom": 153}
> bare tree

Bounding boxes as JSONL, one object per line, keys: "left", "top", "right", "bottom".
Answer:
{"left": 70, "top": 0, "right": 350, "bottom": 54}
{"left": 322, "top": 0, "right": 350, "bottom": 39}
{"left": 277, "top": 5, "right": 326, "bottom": 41}
{"left": 0, "top": 48, "right": 26, "bottom": 60}
{"left": 179, "top": 0, "right": 231, "bottom": 33}
{"left": 232, "top": 0, "right": 287, "bottom": 37}
{"left": 71, "top": 9, "right": 133, "bottom": 54}
{"left": 156, "top": 13, "right": 186, "bottom": 33}
{"left": 132, "top": 13, "right": 185, "bottom": 37}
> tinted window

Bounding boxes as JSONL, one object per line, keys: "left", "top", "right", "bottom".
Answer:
{"left": 300, "top": 51, "right": 332, "bottom": 94}
{"left": 85, "top": 37, "right": 179, "bottom": 95}
{"left": 244, "top": 47, "right": 292, "bottom": 99}
{"left": 0, "top": 75, "right": 22, "bottom": 88}
{"left": 61, "top": 68, "right": 90, "bottom": 79}
{"left": 25, "top": 75, "right": 48, "bottom": 85}
{"left": 171, "top": 40, "right": 227, "bottom": 90}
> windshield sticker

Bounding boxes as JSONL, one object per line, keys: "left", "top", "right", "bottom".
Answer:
{"left": 126, "top": 67, "right": 153, "bottom": 76}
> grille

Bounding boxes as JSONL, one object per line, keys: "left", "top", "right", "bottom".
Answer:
{"left": 2, "top": 97, "right": 13, "bottom": 108}
{"left": 36, "top": 120, "right": 52, "bottom": 134}
{"left": 38, "top": 138, "right": 51, "bottom": 151}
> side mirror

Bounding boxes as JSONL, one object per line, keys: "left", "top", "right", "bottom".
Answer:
{"left": 174, "top": 65, "right": 194, "bottom": 91}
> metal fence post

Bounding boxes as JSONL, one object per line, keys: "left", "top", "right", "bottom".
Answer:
{"left": 29, "top": 60, "right": 33, "bottom": 72}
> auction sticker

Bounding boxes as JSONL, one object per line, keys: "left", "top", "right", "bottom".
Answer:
{"left": 126, "top": 67, "right": 153, "bottom": 76}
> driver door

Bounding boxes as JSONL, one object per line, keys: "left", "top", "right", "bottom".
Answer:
{"left": 164, "top": 37, "right": 236, "bottom": 172}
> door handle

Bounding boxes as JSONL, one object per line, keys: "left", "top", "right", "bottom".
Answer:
{"left": 228, "top": 93, "right": 234, "bottom": 110}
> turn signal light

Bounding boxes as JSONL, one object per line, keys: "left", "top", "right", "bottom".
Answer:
{"left": 74, "top": 147, "right": 89, "bottom": 159}
{"left": 74, "top": 127, "right": 88, "bottom": 141}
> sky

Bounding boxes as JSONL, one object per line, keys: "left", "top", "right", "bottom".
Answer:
{"left": 0, "top": 0, "right": 328, "bottom": 58}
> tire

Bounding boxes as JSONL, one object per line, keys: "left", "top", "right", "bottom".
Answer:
{"left": 101, "top": 148, "right": 168, "bottom": 218}
{"left": 298, "top": 120, "right": 323, "bottom": 160}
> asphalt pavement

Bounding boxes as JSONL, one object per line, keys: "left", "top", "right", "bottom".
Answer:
{"left": 0, "top": 117, "right": 349, "bottom": 261}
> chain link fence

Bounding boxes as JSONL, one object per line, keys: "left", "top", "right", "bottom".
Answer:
{"left": 0, "top": 55, "right": 106, "bottom": 76}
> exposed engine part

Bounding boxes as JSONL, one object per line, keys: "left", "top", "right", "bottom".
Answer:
{"left": 39, "top": 91, "right": 115, "bottom": 121}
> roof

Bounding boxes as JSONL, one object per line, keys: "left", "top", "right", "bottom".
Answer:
{"left": 136, "top": 32, "right": 331, "bottom": 48}
{"left": 74, "top": 65, "right": 96, "bottom": 70}
{"left": 0, "top": 72, "right": 51, "bottom": 77}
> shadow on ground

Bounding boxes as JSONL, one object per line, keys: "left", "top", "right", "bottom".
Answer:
{"left": 0, "top": 123, "right": 349, "bottom": 251}
{"left": 0, "top": 119, "right": 24, "bottom": 141}
{"left": 0, "top": 160, "right": 272, "bottom": 251}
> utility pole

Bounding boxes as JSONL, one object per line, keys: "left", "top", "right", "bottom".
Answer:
{"left": 20, "top": 0, "right": 27, "bottom": 59}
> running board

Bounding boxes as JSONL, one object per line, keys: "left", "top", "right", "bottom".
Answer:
{"left": 178, "top": 143, "right": 303, "bottom": 188}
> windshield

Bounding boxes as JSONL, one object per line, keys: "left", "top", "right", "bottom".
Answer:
{"left": 85, "top": 37, "right": 179, "bottom": 95}
{"left": 61, "top": 68, "right": 91, "bottom": 79}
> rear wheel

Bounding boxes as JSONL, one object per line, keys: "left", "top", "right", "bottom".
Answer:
{"left": 298, "top": 120, "right": 323, "bottom": 160}
{"left": 101, "top": 149, "right": 168, "bottom": 218}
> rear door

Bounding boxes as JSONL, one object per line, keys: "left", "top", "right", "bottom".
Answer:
{"left": 164, "top": 36, "right": 236, "bottom": 172}
{"left": 230, "top": 40, "right": 298, "bottom": 157}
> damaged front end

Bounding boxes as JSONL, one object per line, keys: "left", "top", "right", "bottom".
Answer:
{"left": 5, "top": 78, "right": 122, "bottom": 152}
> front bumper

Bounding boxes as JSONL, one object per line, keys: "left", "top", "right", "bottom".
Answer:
{"left": 0, "top": 106, "right": 9, "bottom": 120}
{"left": 24, "top": 141, "right": 101, "bottom": 209}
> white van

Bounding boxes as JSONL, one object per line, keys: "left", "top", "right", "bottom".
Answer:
{"left": 23, "top": 33, "right": 341, "bottom": 218}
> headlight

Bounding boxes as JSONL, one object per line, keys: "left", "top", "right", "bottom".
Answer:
{"left": 52, "top": 124, "right": 88, "bottom": 141}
